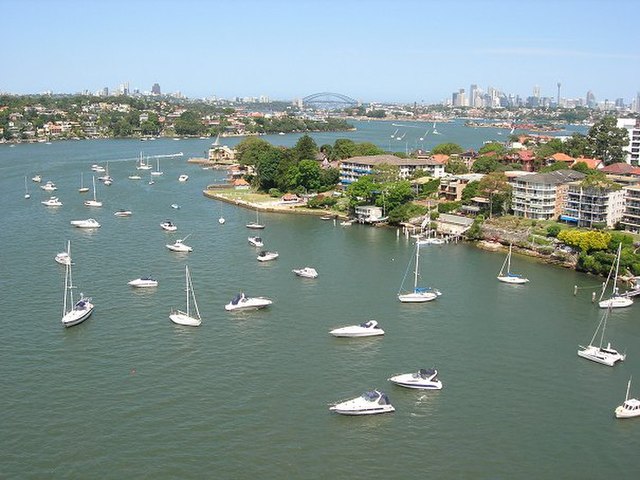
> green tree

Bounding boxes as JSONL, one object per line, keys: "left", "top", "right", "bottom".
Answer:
{"left": 563, "top": 133, "right": 591, "bottom": 158}
{"left": 293, "top": 134, "right": 318, "bottom": 161}
{"left": 461, "top": 181, "right": 481, "bottom": 204}
{"left": 432, "top": 143, "right": 463, "bottom": 155}
{"left": 557, "top": 229, "right": 611, "bottom": 253}
{"left": 236, "top": 137, "right": 274, "bottom": 166}
{"left": 377, "top": 181, "right": 414, "bottom": 214}
{"left": 472, "top": 156, "right": 504, "bottom": 174}
{"left": 174, "top": 111, "right": 204, "bottom": 136}
{"left": 478, "top": 172, "right": 511, "bottom": 218}
{"left": 586, "top": 116, "right": 628, "bottom": 165}
{"left": 346, "top": 175, "right": 378, "bottom": 207}
{"left": 445, "top": 159, "right": 469, "bottom": 174}
{"left": 478, "top": 142, "right": 506, "bottom": 156}
{"left": 332, "top": 138, "right": 356, "bottom": 160}
{"left": 372, "top": 163, "right": 400, "bottom": 183}
{"left": 352, "top": 142, "right": 385, "bottom": 156}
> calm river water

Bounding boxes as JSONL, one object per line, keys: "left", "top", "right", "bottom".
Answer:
{"left": 1, "top": 122, "right": 638, "bottom": 479}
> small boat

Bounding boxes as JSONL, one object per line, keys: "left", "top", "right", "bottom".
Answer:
{"left": 170, "top": 203, "right": 180, "bottom": 209}
{"left": 32, "top": 174, "right": 42, "bottom": 183}
{"left": 578, "top": 307, "right": 625, "bottom": 366}
{"left": 24, "top": 176, "right": 30, "bottom": 199}
{"left": 128, "top": 276, "right": 158, "bottom": 288}
{"left": 166, "top": 237, "right": 192, "bottom": 252}
{"left": 292, "top": 267, "right": 318, "bottom": 279}
{"left": 169, "top": 265, "right": 202, "bottom": 327}
{"left": 497, "top": 243, "right": 529, "bottom": 284}
{"left": 91, "top": 164, "right": 105, "bottom": 173}
{"left": 160, "top": 220, "right": 177, "bottom": 231}
{"left": 224, "top": 292, "right": 272, "bottom": 311}
{"left": 246, "top": 210, "right": 265, "bottom": 229}
{"left": 41, "top": 196, "right": 62, "bottom": 207}
{"left": 329, "top": 390, "right": 395, "bottom": 416}
{"left": 78, "top": 172, "right": 90, "bottom": 193}
{"left": 178, "top": 174, "right": 189, "bottom": 182}
{"left": 257, "top": 251, "right": 279, "bottom": 262}
{"left": 128, "top": 174, "right": 142, "bottom": 180}
{"left": 103, "top": 179, "right": 113, "bottom": 186}
{"left": 615, "top": 378, "right": 640, "bottom": 419}
{"left": 136, "top": 152, "right": 152, "bottom": 170}
{"left": 320, "top": 215, "right": 333, "bottom": 220}
{"left": 598, "top": 243, "right": 633, "bottom": 308}
{"left": 41, "top": 181, "right": 57, "bottom": 191}
{"left": 398, "top": 243, "right": 441, "bottom": 302}
{"left": 55, "top": 243, "right": 72, "bottom": 266}
{"left": 97, "top": 162, "right": 111, "bottom": 183}
{"left": 61, "top": 241, "right": 94, "bottom": 328}
{"left": 340, "top": 219, "right": 354, "bottom": 226}
{"left": 218, "top": 217, "right": 225, "bottom": 224}
{"left": 114, "top": 209, "right": 132, "bottom": 217}
{"left": 70, "top": 218, "right": 101, "bottom": 229}
{"left": 83, "top": 176, "right": 102, "bottom": 207}
{"left": 329, "top": 320, "right": 384, "bottom": 338}
{"left": 388, "top": 368, "right": 443, "bottom": 390}
{"left": 416, "top": 237, "right": 445, "bottom": 246}
{"left": 248, "top": 236, "right": 264, "bottom": 247}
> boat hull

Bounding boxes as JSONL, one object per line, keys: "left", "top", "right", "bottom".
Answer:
{"left": 398, "top": 292, "right": 438, "bottom": 302}
{"left": 225, "top": 298, "right": 272, "bottom": 311}
{"left": 615, "top": 406, "right": 640, "bottom": 418}
{"left": 598, "top": 297, "right": 633, "bottom": 309}
{"left": 388, "top": 375, "right": 442, "bottom": 390}
{"left": 169, "top": 312, "right": 201, "bottom": 327}
{"left": 497, "top": 276, "right": 529, "bottom": 284}
{"left": 329, "top": 406, "right": 395, "bottom": 416}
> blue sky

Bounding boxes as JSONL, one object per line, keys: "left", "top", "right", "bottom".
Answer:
{"left": 4, "top": 0, "right": 639, "bottom": 104}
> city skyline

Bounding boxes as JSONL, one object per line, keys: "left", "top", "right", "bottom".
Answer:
{"left": 4, "top": 0, "right": 640, "bottom": 104}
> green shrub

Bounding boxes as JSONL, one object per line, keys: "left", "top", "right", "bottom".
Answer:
{"left": 546, "top": 224, "right": 561, "bottom": 237}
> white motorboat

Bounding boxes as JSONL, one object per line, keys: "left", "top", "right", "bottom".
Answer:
{"left": 114, "top": 209, "right": 132, "bottom": 217}
{"left": 178, "top": 174, "right": 189, "bottom": 182}
{"left": 598, "top": 243, "right": 633, "bottom": 308}
{"left": 83, "top": 176, "right": 102, "bottom": 207}
{"left": 32, "top": 174, "right": 42, "bottom": 183}
{"left": 578, "top": 307, "right": 625, "bottom": 366}
{"left": 41, "top": 196, "right": 63, "bottom": 207}
{"left": 417, "top": 237, "right": 445, "bottom": 246}
{"left": 329, "top": 390, "right": 395, "bottom": 416}
{"left": 388, "top": 368, "right": 443, "bottom": 390}
{"left": 497, "top": 244, "right": 529, "bottom": 284}
{"left": 615, "top": 378, "right": 640, "bottom": 419}
{"left": 218, "top": 217, "right": 226, "bottom": 224}
{"left": 329, "top": 320, "right": 384, "bottom": 338}
{"left": 170, "top": 203, "right": 180, "bottom": 209}
{"left": 61, "top": 241, "right": 94, "bottom": 328}
{"left": 128, "top": 277, "right": 158, "bottom": 288}
{"left": 292, "top": 267, "right": 318, "bottom": 278}
{"left": 257, "top": 251, "right": 279, "bottom": 262}
{"left": 248, "top": 236, "right": 264, "bottom": 247}
{"left": 160, "top": 220, "right": 177, "bottom": 231}
{"left": 91, "top": 164, "right": 106, "bottom": 172}
{"left": 398, "top": 243, "right": 441, "bottom": 302}
{"left": 169, "top": 265, "right": 202, "bottom": 327}
{"left": 41, "top": 181, "right": 57, "bottom": 191}
{"left": 103, "top": 179, "right": 113, "bottom": 186}
{"left": 224, "top": 292, "right": 272, "bottom": 311}
{"left": 166, "top": 237, "right": 192, "bottom": 252}
{"left": 70, "top": 218, "right": 101, "bottom": 229}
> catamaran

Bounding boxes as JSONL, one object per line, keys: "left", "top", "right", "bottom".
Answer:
{"left": 577, "top": 306, "right": 626, "bottom": 366}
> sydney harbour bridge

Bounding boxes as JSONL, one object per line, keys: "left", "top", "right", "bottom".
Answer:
{"left": 302, "top": 92, "right": 359, "bottom": 110}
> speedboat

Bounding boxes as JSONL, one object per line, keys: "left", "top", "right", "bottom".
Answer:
{"left": 257, "top": 251, "right": 279, "bottom": 262}
{"left": 128, "top": 277, "right": 158, "bottom": 288}
{"left": 41, "top": 196, "right": 63, "bottom": 207}
{"left": 292, "top": 267, "right": 318, "bottom": 278}
{"left": 70, "top": 218, "right": 101, "bottom": 228}
{"left": 166, "top": 238, "right": 192, "bottom": 252}
{"left": 55, "top": 251, "right": 72, "bottom": 266}
{"left": 160, "top": 220, "right": 177, "bottom": 231}
{"left": 388, "top": 368, "right": 443, "bottom": 390}
{"left": 225, "top": 292, "right": 272, "bottom": 311}
{"left": 114, "top": 209, "right": 132, "bottom": 217}
{"left": 178, "top": 174, "right": 189, "bottom": 182}
{"left": 329, "top": 390, "right": 395, "bottom": 416}
{"left": 32, "top": 174, "right": 42, "bottom": 183}
{"left": 329, "top": 320, "right": 384, "bottom": 337}
{"left": 41, "top": 181, "right": 57, "bottom": 191}
{"left": 248, "top": 236, "right": 264, "bottom": 247}
{"left": 61, "top": 295, "right": 94, "bottom": 328}
{"left": 615, "top": 378, "right": 640, "bottom": 419}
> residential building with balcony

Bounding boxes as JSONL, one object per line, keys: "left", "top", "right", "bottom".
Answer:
{"left": 438, "top": 173, "right": 485, "bottom": 201}
{"left": 621, "top": 185, "right": 640, "bottom": 233}
{"left": 617, "top": 118, "right": 640, "bottom": 166}
{"left": 339, "top": 154, "right": 446, "bottom": 187}
{"left": 511, "top": 170, "right": 585, "bottom": 220}
{"left": 561, "top": 182, "right": 626, "bottom": 228}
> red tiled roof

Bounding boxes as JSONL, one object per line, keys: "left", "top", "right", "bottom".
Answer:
{"left": 573, "top": 157, "right": 602, "bottom": 169}
{"left": 431, "top": 154, "right": 449, "bottom": 164}
{"left": 601, "top": 162, "right": 636, "bottom": 174}
{"left": 518, "top": 150, "right": 535, "bottom": 161}
{"left": 233, "top": 178, "right": 250, "bottom": 186}
{"left": 550, "top": 152, "right": 574, "bottom": 162}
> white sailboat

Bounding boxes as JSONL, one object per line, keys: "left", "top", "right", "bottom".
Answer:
{"left": 577, "top": 307, "right": 626, "bottom": 366}
{"left": 432, "top": 122, "right": 440, "bottom": 135}
{"left": 398, "top": 243, "right": 441, "bottom": 303}
{"left": 83, "top": 176, "right": 102, "bottom": 207}
{"left": 615, "top": 377, "right": 640, "bottom": 418}
{"left": 61, "top": 241, "right": 94, "bottom": 328}
{"left": 497, "top": 244, "right": 529, "bottom": 284}
{"left": 136, "top": 152, "right": 152, "bottom": 170}
{"left": 169, "top": 265, "right": 202, "bottom": 327}
{"left": 150, "top": 157, "right": 163, "bottom": 176}
{"left": 598, "top": 243, "right": 633, "bottom": 308}
{"left": 246, "top": 209, "right": 265, "bottom": 229}
{"left": 78, "top": 172, "right": 89, "bottom": 193}
{"left": 24, "top": 176, "right": 30, "bottom": 199}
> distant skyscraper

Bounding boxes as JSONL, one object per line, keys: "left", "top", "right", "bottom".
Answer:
{"left": 533, "top": 85, "right": 540, "bottom": 98}
{"left": 151, "top": 83, "right": 161, "bottom": 95}
{"left": 470, "top": 84, "right": 480, "bottom": 107}
{"left": 586, "top": 90, "right": 596, "bottom": 108}
{"left": 452, "top": 88, "right": 466, "bottom": 107}
{"left": 615, "top": 98, "right": 625, "bottom": 108}
{"left": 556, "top": 82, "right": 561, "bottom": 106}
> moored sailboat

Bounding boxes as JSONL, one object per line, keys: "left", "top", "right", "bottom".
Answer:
{"left": 61, "top": 241, "right": 94, "bottom": 327}
{"left": 497, "top": 243, "right": 529, "bottom": 284}
{"left": 598, "top": 243, "right": 633, "bottom": 308}
{"left": 577, "top": 306, "right": 625, "bottom": 366}
{"left": 397, "top": 242, "right": 441, "bottom": 302}
{"left": 169, "top": 265, "right": 202, "bottom": 326}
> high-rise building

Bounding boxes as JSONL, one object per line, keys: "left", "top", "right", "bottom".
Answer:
{"left": 452, "top": 88, "right": 466, "bottom": 107}
{"left": 470, "top": 84, "right": 482, "bottom": 108}
{"left": 615, "top": 98, "right": 625, "bottom": 109}
{"left": 151, "top": 83, "right": 161, "bottom": 95}
{"left": 586, "top": 90, "right": 596, "bottom": 108}
{"left": 556, "top": 82, "right": 561, "bottom": 106}
{"left": 616, "top": 118, "right": 640, "bottom": 166}
{"left": 636, "top": 92, "right": 640, "bottom": 113}
{"left": 533, "top": 85, "right": 540, "bottom": 98}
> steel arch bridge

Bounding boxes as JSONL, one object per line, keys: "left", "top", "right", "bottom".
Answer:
{"left": 302, "top": 92, "right": 358, "bottom": 109}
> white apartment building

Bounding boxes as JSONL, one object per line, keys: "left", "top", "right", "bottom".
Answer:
{"left": 340, "top": 154, "right": 446, "bottom": 187}
{"left": 511, "top": 170, "right": 585, "bottom": 220}
{"left": 561, "top": 182, "right": 626, "bottom": 228}
{"left": 617, "top": 118, "right": 640, "bottom": 166}
{"left": 621, "top": 185, "right": 640, "bottom": 233}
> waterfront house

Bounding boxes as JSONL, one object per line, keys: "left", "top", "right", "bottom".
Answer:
{"left": 436, "top": 214, "right": 474, "bottom": 236}
{"left": 511, "top": 170, "right": 585, "bottom": 220}
{"left": 621, "top": 185, "right": 640, "bottom": 233}
{"left": 355, "top": 205, "right": 384, "bottom": 223}
{"left": 339, "top": 154, "right": 446, "bottom": 187}
{"left": 233, "top": 178, "right": 250, "bottom": 190}
{"left": 561, "top": 181, "right": 626, "bottom": 228}
{"left": 438, "top": 173, "right": 485, "bottom": 201}
{"left": 208, "top": 145, "right": 236, "bottom": 164}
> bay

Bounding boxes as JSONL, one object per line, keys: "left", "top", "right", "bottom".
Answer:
{"left": 0, "top": 122, "right": 637, "bottom": 479}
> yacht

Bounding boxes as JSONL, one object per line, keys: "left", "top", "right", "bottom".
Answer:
{"left": 166, "top": 238, "right": 192, "bottom": 252}
{"left": 578, "top": 307, "right": 625, "bottom": 367}
{"left": 257, "top": 251, "right": 279, "bottom": 262}
{"left": 178, "top": 174, "right": 189, "bottom": 182}
{"left": 224, "top": 292, "right": 272, "bottom": 311}
{"left": 114, "top": 209, "right": 133, "bottom": 217}
{"left": 91, "top": 164, "right": 106, "bottom": 173}
{"left": 248, "top": 236, "right": 264, "bottom": 247}
{"left": 70, "top": 218, "right": 101, "bottom": 229}
{"left": 41, "top": 181, "right": 57, "bottom": 191}
{"left": 128, "top": 277, "right": 158, "bottom": 288}
{"left": 160, "top": 220, "right": 177, "bottom": 231}
{"left": 329, "top": 320, "right": 384, "bottom": 338}
{"left": 60, "top": 241, "right": 94, "bottom": 328}
{"left": 83, "top": 176, "right": 102, "bottom": 207}
{"left": 615, "top": 378, "right": 640, "bottom": 419}
{"left": 292, "top": 267, "right": 318, "bottom": 279}
{"left": 388, "top": 368, "right": 443, "bottom": 390}
{"left": 329, "top": 390, "right": 395, "bottom": 416}
{"left": 31, "top": 174, "right": 42, "bottom": 183}
{"left": 55, "top": 250, "right": 72, "bottom": 266}
{"left": 41, "top": 196, "right": 62, "bottom": 207}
